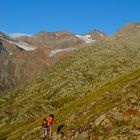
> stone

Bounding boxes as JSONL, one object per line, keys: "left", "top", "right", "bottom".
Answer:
{"left": 101, "top": 118, "right": 113, "bottom": 128}
{"left": 94, "top": 114, "right": 106, "bottom": 127}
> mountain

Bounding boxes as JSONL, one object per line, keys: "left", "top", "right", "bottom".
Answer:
{"left": 14, "top": 30, "right": 83, "bottom": 49}
{"left": 113, "top": 22, "right": 140, "bottom": 37}
{"left": 75, "top": 29, "right": 106, "bottom": 43}
{"left": 0, "top": 29, "right": 107, "bottom": 90}
{"left": 0, "top": 32, "right": 50, "bottom": 90}
{"left": 0, "top": 30, "right": 85, "bottom": 90}
{"left": 0, "top": 22, "right": 140, "bottom": 140}
{"left": 86, "top": 29, "right": 106, "bottom": 39}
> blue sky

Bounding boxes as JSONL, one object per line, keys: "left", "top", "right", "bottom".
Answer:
{"left": 0, "top": 0, "right": 140, "bottom": 34}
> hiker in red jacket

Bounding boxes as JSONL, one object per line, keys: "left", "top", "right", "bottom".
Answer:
{"left": 47, "top": 114, "right": 54, "bottom": 137}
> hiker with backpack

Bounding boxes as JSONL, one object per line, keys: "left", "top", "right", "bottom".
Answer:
{"left": 42, "top": 118, "right": 48, "bottom": 140}
{"left": 47, "top": 114, "right": 54, "bottom": 137}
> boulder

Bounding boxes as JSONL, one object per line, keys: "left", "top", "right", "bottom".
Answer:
{"left": 94, "top": 114, "right": 106, "bottom": 127}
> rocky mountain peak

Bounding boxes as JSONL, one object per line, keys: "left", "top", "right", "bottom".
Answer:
{"left": 86, "top": 29, "right": 106, "bottom": 39}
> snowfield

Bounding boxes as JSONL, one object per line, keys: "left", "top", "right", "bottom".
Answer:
{"left": 75, "top": 34, "right": 95, "bottom": 43}
{"left": 15, "top": 41, "right": 36, "bottom": 51}
{"left": 0, "top": 36, "right": 35, "bottom": 51}
{"left": 49, "top": 48, "right": 75, "bottom": 57}
{"left": 10, "top": 33, "right": 32, "bottom": 38}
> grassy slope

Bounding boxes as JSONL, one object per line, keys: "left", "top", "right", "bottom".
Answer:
{"left": 4, "top": 68, "right": 140, "bottom": 140}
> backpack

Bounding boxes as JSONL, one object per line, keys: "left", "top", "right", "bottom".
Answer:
{"left": 42, "top": 121, "right": 48, "bottom": 128}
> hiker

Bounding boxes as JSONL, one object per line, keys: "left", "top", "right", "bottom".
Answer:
{"left": 42, "top": 118, "right": 48, "bottom": 140}
{"left": 47, "top": 114, "right": 54, "bottom": 137}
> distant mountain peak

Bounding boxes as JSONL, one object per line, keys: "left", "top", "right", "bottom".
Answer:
{"left": 85, "top": 29, "right": 106, "bottom": 39}
{"left": 75, "top": 34, "right": 95, "bottom": 43}
{"left": 113, "top": 22, "right": 140, "bottom": 36}
{"left": 0, "top": 31, "right": 35, "bottom": 51}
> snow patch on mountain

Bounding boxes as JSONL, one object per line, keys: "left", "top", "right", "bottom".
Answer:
{"left": 10, "top": 33, "right": 32, "bottom": 38}
{"left": 49, "top": 48, "right": 75, "bottom": 57}
{"left": 15, "top": 41, "right": 35, "bottom": 51}
{"left": 0, "top": 36, "right": 35, "bottom": 51}
{"left": 75, "top": 34, "right": 95, "bottom": 43}
{"left": 99, "top": 33, "right": 104, "bottom": 37}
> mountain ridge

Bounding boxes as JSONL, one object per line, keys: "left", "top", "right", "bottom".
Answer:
{"left": 0, "top": 28, "right": 106, "bottom": 90}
